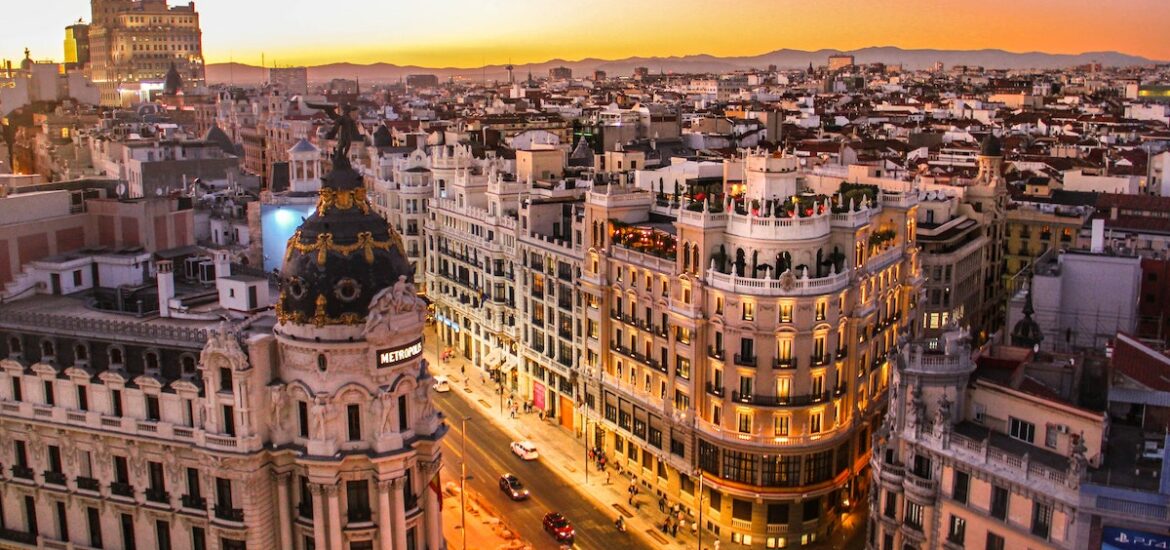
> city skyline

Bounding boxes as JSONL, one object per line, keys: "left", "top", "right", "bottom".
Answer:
{"left": 4, "top": 0, "right": 1170, "bottom": 68}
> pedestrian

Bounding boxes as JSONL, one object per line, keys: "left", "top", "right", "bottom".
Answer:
{"left": 671, "top": 521, "right": 678, "bottom": 537}
{"left": 460, "top": 365, "right": 465, "bottom": 376}
{"left": 605, "top": 471, "right": 611, "bottom": 485}
{"left": 714, "top": 539, "right": 720, "bottom": 550}
{"left": 659, "top": 497, "right": 666, "bottom": 512}
{"left": 628, "top": 495, "right": 633, "bottom": 505}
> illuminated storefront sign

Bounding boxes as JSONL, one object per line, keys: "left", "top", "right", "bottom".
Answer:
{"left": 377, "top": 339, "right": 423, "bottom": 368}
{"left": 1102, "top": 527, "right": 1170, "bottom": 550}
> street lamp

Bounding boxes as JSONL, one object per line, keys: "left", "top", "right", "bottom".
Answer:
{"left": 460, "top": 416, "right": 470, "bottom": 550}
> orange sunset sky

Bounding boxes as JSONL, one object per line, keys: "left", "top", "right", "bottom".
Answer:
{"left": 4, "top": 0, "right": 1169, "bottom": 67}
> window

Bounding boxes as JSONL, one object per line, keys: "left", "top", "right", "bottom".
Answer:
{"left": 774, "top": 415, "right": 790, "bottom": 436}
{"left": 1009, "top": 417, "right": 1035, "bottom": 443}
{"left": 346, "top": 480, "right": 371, "bottom": 522}
{"left": 43, "top": 380, "right": 55, "bottom": 406}
{"left": 1045, "top": 425, "right": 1059, "bottom": 449}
{"left": 55, "top": 501, "right": 68, "bottom": 540}
{"left": 989, "top": 485, "right": 1009, "bottom": 521}
{"left": 121, "top": 513, "right": 136, "bottom": 550}
{"left": 884, "top": 490, "right": 896, "bottom": 518}
{"left": 397, "top": 395, "right": 408, "bottom": 431}
{"left": 219, "top": 367, "right": 232, "bottom": 392}
{"left": 87, "top": 506, "right": 103, "bottom": 548}
{"left": 986, "top": 532, "right": 1005, "bottom": 550}
{"left": 952, "top": 470, "right": 969, "bottom": 504}
{"left": 11, "top": 377, "right": 22, "bottom": 402}
{"left": 77, "top": 385, "right": 89, "bottom": 411}
{"left": 191, "top": 527, "right": 206, "bottom": 550}
{"left": 742, "top": 301, "right": 755, "bottom": 321}
{"left": 803, "top": 450, "right": 833, "bottom": 484}
{"left": 298, "top": 401, "right": 309, "bottom": 437}
{"left": 156, "top": 520, "right": 172, "bottom": 550}
{"left": 905, "top": 501, "right": 923, "bottom": 530}
{"left": 1031, "top": 502, "right": 1052, "bottom": 540}
{"left": 809, "top": 411, "right": 823, "bottom": 434}
{"left": 802, "top": 497, "right": 820, "bottom": 521}
{"left": 222, "top": 405, "right": 235, "bottom": 436}
{"left": 671, "top": 438, "right": 685, "bottom": 457}
{"left": 146, "top": 396, "right": 160, "bottom": 421}
{"left": 347, "top": 404, "right": 361, "bottom": 441}
{"left": 112, "top": 390, "right": 123, "bottom": 417}
{"left": 779, "top": 303, "right": 793, "bottom": 323}
{"left": 736, "top": 411, "right": 752, "bottom": 434}
{"left": 947, "top": 515, "right": 966, "bottom": 544}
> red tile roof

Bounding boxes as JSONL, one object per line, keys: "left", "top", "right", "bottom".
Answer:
{"left": 1111, "top": 333, "right": 1170, "bottom": 392}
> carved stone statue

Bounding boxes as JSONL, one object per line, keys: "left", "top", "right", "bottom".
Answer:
{"left": 934, "top": 393, "right": 953, "bottom": 435}
{"left": 306, "top": 101, "right": 361, "bottom": 166}
{"left": 908, "top": 384, "right": 924, "bottom": 432}
{"left": 311, "top": 396, "right": 330, "bottom": 439}
{"left": 269, "top": 385, "right": 287, "bottom": 430}
{"left": 378, "top": 390, "right": 396, "bottom": 436}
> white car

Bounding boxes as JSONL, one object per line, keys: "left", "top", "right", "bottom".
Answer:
{"left": 510, "top": 441, "right": 538, "bottom": 461}
{"left": 432, "top": 376, "right": 451, "bottom": 393}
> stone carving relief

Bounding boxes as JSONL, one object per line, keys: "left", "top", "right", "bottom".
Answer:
{"left": 269, "top": 384, "right": 288, "bottom": 430}
{"left": 365, "top": 275, "right": 427, "bottom": 342}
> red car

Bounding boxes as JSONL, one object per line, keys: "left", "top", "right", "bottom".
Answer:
{"left": 542, "top": 511, "right": 575, "bottom": 543}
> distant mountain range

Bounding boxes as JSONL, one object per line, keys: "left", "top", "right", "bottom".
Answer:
{"left": 205, "top": 46, "right": 1164, "bottom": 86}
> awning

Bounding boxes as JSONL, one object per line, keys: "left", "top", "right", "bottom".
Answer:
{"left": 483, "top": 349, "right": 503, "bottom": 367}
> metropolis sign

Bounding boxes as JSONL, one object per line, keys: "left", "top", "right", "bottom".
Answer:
{"left": 377, "top": 339, "right": 424, "bottom": 368}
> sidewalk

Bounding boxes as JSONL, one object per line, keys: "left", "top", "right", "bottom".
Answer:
{"left": 426, "top": 327, "right": 701, "bottom": 550}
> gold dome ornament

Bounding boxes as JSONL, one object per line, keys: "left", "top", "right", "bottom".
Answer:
{"left": 316, "top": 187, "right": 370, "bottom": 216}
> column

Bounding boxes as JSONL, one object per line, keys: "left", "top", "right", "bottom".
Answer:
{"left": 424, "top": 466, "right": 442, "bottom": 550}
{"left": 274, "top": 472, "right": 293, "bottom": 550}
{"left": 377, "top": 480, "right": 394, "bottom": 550}
{"left": 326, "top": 485, "right": 343, "bottom": 550}
{"left": 310, "top": 484, "right": 327, "bottom": 550}
{"left": 390, "top": 478, "right": 407, "bottom": 550}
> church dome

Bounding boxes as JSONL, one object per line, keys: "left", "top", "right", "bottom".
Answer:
{"left": 164, "top": 63, "right": 183, "bottom": 95}
{"left": 372, "top": 125, "right": 392, "bottom": 148}
{"left": 277, "top": 162, "right": 413, "bottom": 327}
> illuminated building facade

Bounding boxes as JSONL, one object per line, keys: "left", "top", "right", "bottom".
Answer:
{"left": 87, "top": 0, "right": 205, "bottom": 106}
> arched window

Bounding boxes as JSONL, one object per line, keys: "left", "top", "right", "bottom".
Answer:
{"left": 41, "top": 340, "right": 55, "bottom": 359}
{"left": 317, "top": 354, "right": 327, "bottom": 371}
{"left": 110, "top": 347, "right": 124, "bottom": 365}
{"left": 74, "top": 344, "right": 88, "bottom": 361}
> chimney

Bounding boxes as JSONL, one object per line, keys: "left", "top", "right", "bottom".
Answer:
{"left": 212, "top": 250, "right": 231, "bottom": 280}
{"left": 157, "top": 260, "right": 175, "bottom": 318}
{"left": 1090, "top": 218, "right": 1105, "bottom": 253}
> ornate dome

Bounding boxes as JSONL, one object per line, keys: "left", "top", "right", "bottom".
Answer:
{"left": 164, "top": 62, "right": 183, "bottom": 95}
{"left": 277, "top": 160, "right": 413, "bottom": 327}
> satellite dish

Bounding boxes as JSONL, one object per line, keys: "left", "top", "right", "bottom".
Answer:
{"left": 115, "top": 183, "right": 127, "bottom": 197}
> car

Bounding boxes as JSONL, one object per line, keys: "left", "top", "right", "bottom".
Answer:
{"left": 432, "top": 375, "right": 450, "bottom": 393}
{"left": 542, "top": 512, "right": 575, "bottom": 543}
{"left": 510, "top": 441, "right": 538, "bottom": 460}
{"left": 498, "top": 473, "right": 529, "bottom": 500}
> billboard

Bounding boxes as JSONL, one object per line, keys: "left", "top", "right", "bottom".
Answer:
{"left": 260, "top": 204, "right": 316, "bottom": 272}
{"left": 1102, "top": 527, "right": 1170, "bottom": 550}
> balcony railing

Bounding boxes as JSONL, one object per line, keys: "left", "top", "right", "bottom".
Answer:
{"left": 810, "top": 354, "right": 831, "bottom": 367}
{"left": 146, "top": 488, "right": 170, "bottom": 504}
{"left": 707, "top": 346, "right": 725, "bottom": 361}
{"left": 733, "top": 353, "right": 757, "bottom": 367}
{"left": 182, "top": 494, "right": 207, "bottom": 510}
{"left": 731, "top": 391, "right": 830, "bottom": 408}
{"left": 10, "top": 465, "right": 33, "bottom": 480}
{"left": 110, "top": 482, "right": 135, "bottom": 498}
{"left": 43, "top": 470, "right": 67, "bottom": 486}
{"left": 772, "top": 357, "right": 797, "bottom": 369}
{"left": 214, "top": 505, "right": 245, "bottom": 522}
{"left": 705, "top": 382, "right": 725, "bottom": 398}
{"left": 0, "top": 528, "right": 37, "bottom": 545}
{"left": 76, "top": 476, "right": 100, "bottom": 492}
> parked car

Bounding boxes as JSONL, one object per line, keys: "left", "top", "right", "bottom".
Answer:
{"left": 542, "top": 512, "right": 575, "bottom": 543}
{"left": 498, "top": 473, "right": 529, "bottom": 500}
{"left": 432, "top": 375, "right": 450, "bottom": 393}
{"left": 510, "top": 441, "right": 538, "bottom": 460}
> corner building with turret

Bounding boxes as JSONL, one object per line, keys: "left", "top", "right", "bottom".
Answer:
{"left": 580, "top": 148, "right": 923, "bottom": 548}
{"left": 0, "top": 153, "right": 443, "bottom": 549}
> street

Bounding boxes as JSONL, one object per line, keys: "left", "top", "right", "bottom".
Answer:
{"left": 435, "top": 389, "right": 652, "bottom": 550}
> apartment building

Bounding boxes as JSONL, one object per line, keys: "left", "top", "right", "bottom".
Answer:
{"left": 579, "top": 148, "right": 923, "bottom": 547}
{"left": 367, "top": 147, "right": 432, "bottom": 285}
{"left": 868, "top": 329, "right": 1107, "bottom": 550}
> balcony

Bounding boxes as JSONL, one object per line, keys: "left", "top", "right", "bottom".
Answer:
{"left": 10, "top": 465, "right": 33, "bottom": 480}
{"left": 110, "top": 482, "right": 135, "bottom": 498}
{"left": 733, "top": 353, "right": 757, "bottom": 367}
{"left": 215, "top": 505, "right": 245, "bottom": 523}
{"left": 904, "top": 469, "right": 938, "bottom": 501}
{"left": 0, "top": 528, "right": 37, "bottom": 545}
{"left": 705, "top": 382, "right": 725, "bottom": 398}
{"left": 76, "top": 476, "right": 100, "bottom": 492}
{"left": 810, "top": 354, "right": 831, "bottom": 367}
{"left": 43, "top": 470, "right": 67, "bottom": 486}
{"left": 707, "top": 346, "right": 725, "bottom": 361}
{"left": 146, "top": 488, "right": 171, "bottom": 504}
{"left": 772, "top": 357, "right": 797, "bottom": 370}
{"left": 182, "top": 494, "right": 207, "bottom": 510}
{"left": 835, "top": 347, "right": 848, "bottom": 360}
{"left": 731, "top": 391, "right": 830, "bottom": 408}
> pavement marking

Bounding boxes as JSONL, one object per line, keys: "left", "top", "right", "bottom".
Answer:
{"left": 644, "top": 529, "right": 670, "bottom": 545}
{"left": 564, "top": 463, "right": 576, "bottom": 473}
{"left": 611, "top": 503, "right": 634, "bottom": 518}
{"left": 477, "top": 399, "right": 492, "bottom": 408}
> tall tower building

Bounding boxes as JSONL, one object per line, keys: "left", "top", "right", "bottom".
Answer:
{"left": 960, "top": 134, "right": 1008, "bottom": 341}
{"left": 87, "top": 0, "right": 205, "bottom": 106}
